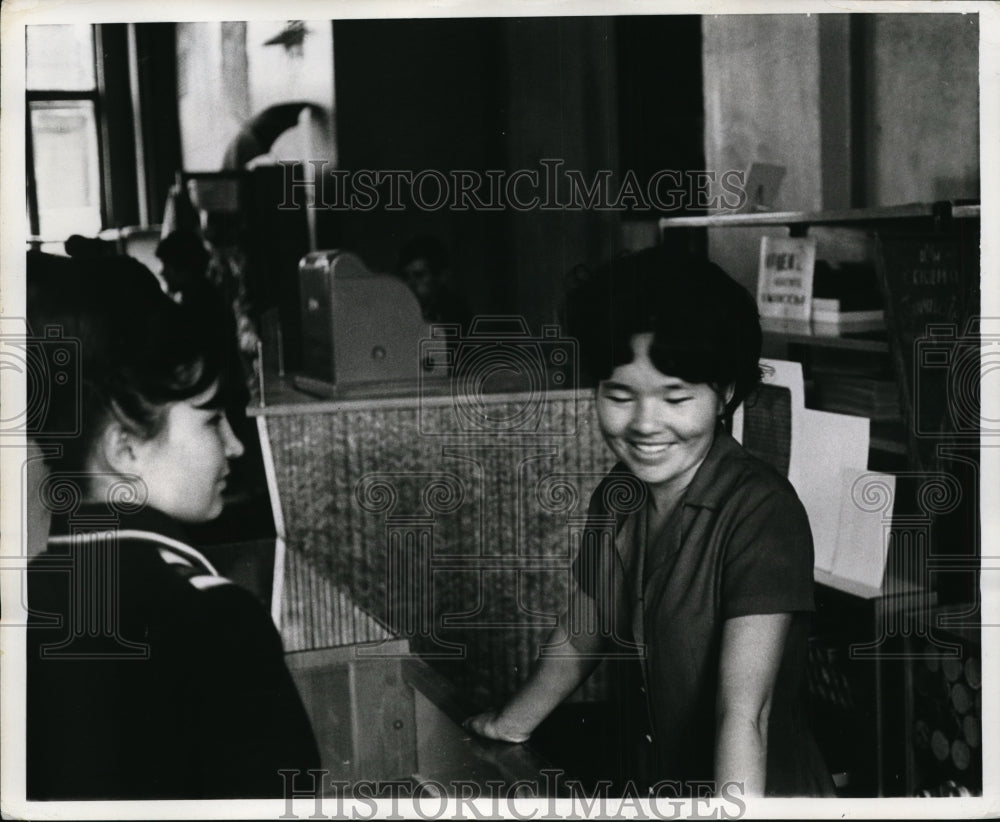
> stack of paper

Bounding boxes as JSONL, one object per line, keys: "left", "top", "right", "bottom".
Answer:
{"left": 733, "top": 360, "right": 896, "bottom": 593}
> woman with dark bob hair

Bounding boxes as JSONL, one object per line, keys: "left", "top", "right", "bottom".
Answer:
{"left": 466, "top": 248, "right": 832, "bottom": 797}
{"left": 25, "top": 251, "right": 319, "bottom": 799}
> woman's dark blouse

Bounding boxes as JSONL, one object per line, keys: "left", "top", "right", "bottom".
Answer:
{"left": 572, "top": 429, "right": 831, "bottom": 796}
{"left": 26, "top": 505, "right": 320, "bottom": 800}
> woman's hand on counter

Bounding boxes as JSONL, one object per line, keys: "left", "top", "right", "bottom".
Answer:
{"left": 463, "top": 710, "right": 532, "bottom": 744}
{"left": 462, "top": 619, "right": 602, "bottom": 747}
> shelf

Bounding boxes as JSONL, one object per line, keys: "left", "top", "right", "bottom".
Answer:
{"left": 869, "top": 434, "right": 908, "bottom": 457}
{"left": 814, "top": 567, "right": 932, "bottom": 602}
{"left": 658, "top": 201, "right": 980, "bottom": 230}
{"left": 761, "top": 319, "right": 890, "bottom": 352}
{"left": 865, "top": 419, "right": 906, "bottom": 457}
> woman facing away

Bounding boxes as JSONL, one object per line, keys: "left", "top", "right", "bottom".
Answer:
{"left": 465, "top": 248, "right": 833, "bottom": 797}
{"left": 25, "top": 251, "right": 320, "bottom": 800}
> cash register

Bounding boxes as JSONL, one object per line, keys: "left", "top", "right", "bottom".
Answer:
{"left": 294, "top": 250, "right": 448, "bottom": 397}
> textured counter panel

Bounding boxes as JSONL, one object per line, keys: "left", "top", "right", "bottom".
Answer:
{"left": 264, "top": 394, "right": 618, "bottom": 705}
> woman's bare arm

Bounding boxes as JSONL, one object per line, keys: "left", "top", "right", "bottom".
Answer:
{"left": 713, "top": 612, "right": 792, "bottom": 797}
{"left": 464, "top": 615, "right": 607, "bottom": 742}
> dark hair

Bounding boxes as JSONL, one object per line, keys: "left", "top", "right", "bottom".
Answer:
{"left": 155, "top": 230, "right": 211, "bottom": 276}
{"left": 562, "top": 246, "right": 763, "bottom": 415}
{"left": 26, "top": 251, "right": 233, "bottom": 473}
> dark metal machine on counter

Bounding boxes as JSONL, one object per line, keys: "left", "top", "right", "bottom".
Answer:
{"left": 295, "top": 250, "right": 448, "bottom": 397}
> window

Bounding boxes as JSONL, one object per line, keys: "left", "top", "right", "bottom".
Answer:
{"left": 25, "top": 23, "right": 182, "bottom": 248}
{"left": 25, "top": 24, "right": 103, "bottom": 240}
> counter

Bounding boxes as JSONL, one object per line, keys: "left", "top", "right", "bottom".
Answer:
{"left": 251, "top": 375, "right": 617, "bottom": 708}
{"left": 285, "top": 640, "right": 552, "bottom": 794}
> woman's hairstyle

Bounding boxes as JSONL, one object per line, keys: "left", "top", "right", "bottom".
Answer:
{"left": 561, "top": 246, "right": 763, "bottom": 415}
{"left": 26, "top": 251, "right": 235, "bottom": 472}
{"left": 155, "top": 230, "right": 211, "bottom": 278}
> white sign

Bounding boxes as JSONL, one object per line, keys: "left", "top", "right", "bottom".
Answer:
{"left": 756, "top": 235, "right": 816, "bottom": 321}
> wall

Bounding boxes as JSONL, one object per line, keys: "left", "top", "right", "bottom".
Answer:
{"left": 174, "top": 17, "right": 706, "bottom": 330}
{"left": 866, "top": 13, "right": 979, "bottom": 205}
{"left": 702, "top": 15, "right": 825, "bottom": 216}
{"left": 176, "top": 21, "right": 336, "bottom": 171}
{"left": 330, "top": 18, "right": 510, "bottom": 317}
{"left": 500, "top": 17, "right": 621, "bottom": 329}
{"left": 700, "top": 12, "right": 980, "bottom": 290}
{"left": 701, "top": 15, "right": 828, "bottom": 291}
{"left": 176, "top": 23, "right": 243, "bottom": 171}
{"left": 332, "top": 17, "right": 622, "bottom": 329}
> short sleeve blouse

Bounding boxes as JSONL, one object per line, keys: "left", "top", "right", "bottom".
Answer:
{"left": 572, "top": 428, "right": 827, "bottom": 795}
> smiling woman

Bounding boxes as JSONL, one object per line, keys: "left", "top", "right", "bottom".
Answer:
{"left": 24, "top": 251, "right": 319, "bottom": 799}
{"left": 464, "top": 247, "right": 834, "bottom": 797}
{"left": 596, "top": 334, "right": 727, "bottom": 487}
